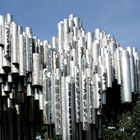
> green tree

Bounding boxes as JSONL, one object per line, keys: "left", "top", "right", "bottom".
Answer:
{"left": 131, "top": 102, "right": 140, "bottom": 139}
{"left": 104, "top": 102, "right": 140, "bottom": 140}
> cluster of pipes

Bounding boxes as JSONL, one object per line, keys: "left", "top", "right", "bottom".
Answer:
{"left": 0, "top": 13, "right": 139, "bottom": 140}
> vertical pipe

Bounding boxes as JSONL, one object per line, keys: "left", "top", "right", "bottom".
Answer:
{"left": 11, "top": 22, "right": 18, "bottom": 64}
{"left": 32, "top": 53, "right": 40, "bottom": 86}
{"left": 121, "top": 50, "right": 132, "bottom": 103}
{"left": 105, "top": 51, "right": 112, "bottom": 88}
{"left": 19, "top": 34, "right": 25, "bottom": 76}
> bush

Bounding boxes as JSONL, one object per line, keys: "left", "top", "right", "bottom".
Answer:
{"left": 104, "top": 103, "right": 140, "bottom": 140}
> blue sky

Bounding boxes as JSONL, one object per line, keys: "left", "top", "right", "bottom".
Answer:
{"left": 0, "top": 0, "right": 140, "bottom": 51}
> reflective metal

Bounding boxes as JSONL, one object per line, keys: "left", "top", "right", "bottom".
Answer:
{"left": 121, "top": 50, "right": 132, "bottom": 103}
{"left": 11, "top": 22, "right": 18, "bottom": 64}
{"left": 105, "top": 51, "right": 112, "bottom": 87}
{"left": 27, "top": 83, "right": 32, "bottom": 96}
{"left": 32, "top": 53, "right": 40, "bottom": 86}
{"left": 25, "top": 37, "right": 32, "bottom": 72}
{"left": 19, "top": 34, "right": 25, "bottom": 76}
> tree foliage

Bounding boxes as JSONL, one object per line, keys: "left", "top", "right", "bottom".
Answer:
{"left": 104, "top": 102, "right": 140, "bottom": 140}
{"left": 36, "top": 125, "right": 62, "bottom": 140}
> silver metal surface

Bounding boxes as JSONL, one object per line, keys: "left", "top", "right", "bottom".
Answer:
{"left": 19, "top": 34, "right": 25, "bottom": 76}
{"left": 54, "top": 68, "right": 62, "bottom": 135}
{"left": 8, "top": 72, "right": 12, "bottom": 83}
{"left": 7, "top": 98, "right": 12, "bottom": 108}
{"left": 43, "top": 40, "right": 48, "bottom": 66}
{"left": 15, "top": 104, "right": 20, "bottom": 115}
{"left": 121, "top": 50, "right": 132, "bottom": 103}
{"left": 39, "top": 93, "right": 43, "bottom": 110}
{"left": 105, "top": 51, "right": 112, "bottom": 88}
{"left": 43, "top": 68, "right": 48, "bottom": 124}
{"left": 1, "top": 84, "right": 6, "bottom": 96}
{"left": 4, "top": 80, "right": 11, "bottom": 93}
{"left": 11, "top": 22, "right": 18, "bottom": 64}
{"left": 25, "top": 37, "right": 32, "bottom": 72}
{"left": 34, "top": 88, "right": 39, "bottom": 100}
{"left": 4, "top": 23, "right": 11, "bottom": 60}
{"left": 25, "top": 27, "right": 32, "bottom": 37}
{"left": 94, "top": 28, "right": 100, "bottom": 40}
{"left": 81, "top": 73, "right": 88, "bottom": 130}
{"left": 0, "top": 46, "right": 5, "bottom": 74}
{"left": 32, "top": 53, "right": 40, "bottom": 86}
{"left": 114, "top": 48, "right": 122, "bottom": 85}
{"left": 61, "top": 76, "right": 67, "bottom": 140}
{"left": 11, "top": 64, "right": 19, "bottom": 74}
{"left": 127, "top": 47, "right": 135, "bottom": 92}
{"left": 0, "top": 15, "right": 4, "bottom": 45}
{"left": 18, "top": 79, "right": 23, "bottom": 93}
{"left": 27, "top": 83, "right": 32, "bottom": 96}
{"left": 6, "top": 13, "right": 13, "bottom": 23}
{"left": 74, "top": 67, "right": 80, "bottom": 122}
{"left": 87, "top": 32, "right": 93, "bottom": 50}
{"left": 94, "top": 74, "right": 102, "bottom": 109}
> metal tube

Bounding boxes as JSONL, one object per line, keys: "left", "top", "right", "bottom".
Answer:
{"left": 65, "top": 76, "right": 72, "bottom": 140}
{"left": 19, "top": 34, "right": 25, "bottom": 76}
{"left": 6, "top": 13, "right": 13, "bottom": 23}
{"left": 27, "top": 83, "right": 32, "bottom": 96}
{"left": 0, "top": 15, "right": 4, "bottom": 46}
{"left": 94, "top": 28, "right": 100, "bottom": 40}
{"left": 114, "top": 48, "right": 122, "bottom": 85}
{"left": 2, "top": 23, "right": 11, "bottom": 70}
{"left": 32, "top": 53, "right": 40, "bottom": 86}
{"left": 58, "top": 21, "right": 63, "bottom": 54}
{"left": 7, "top": 98, "right": 12, "bottom": 108}
{"left": 8, "top": 72, "right": 12, "bottom": 83}
{"left": 39, "top": 91, "right": 43, "bottom": 110}
{"left": 43, "top": 40, "right": 48, "bottom": 67}
{"left": 121, "top": 50, "right": 132, "bottom": 103}
{"left": 105, "top": 51, "right": 112, "bottom": 88}
{"left": 11, "top": 64, "right": 19, "bottom": 74}
{"left": 1, "top": 84, "right": 6, "bottom": 96}
{"left": 87, "top": 32, "right": 93, "bottom": 50}
{"left": 25, "top": 37, "right": 32, "bottom": 72}
{"left": 73, "top": 17, "right": 80, "bottom": 28}
{"left": 34, "top": 88, "right": 39, "bottom": 100}
{"left": 93, "top": 74, "right": 102, "bottom": 109}
{"left": 25, "top": 27, "right": 32, "bottom": 38}
{"left": 74, "top": 67, "right": 80, "bottom": 123}
{"left": 0, "top": 46, "right": 5, "bottom": 75}
{"left": 133, "top": 50, "right": 139, "bottom": 93}
{"left": 127, "top": 47, "right": 135, "bottom": 92}
{"left": 11, "top": 22, "right": 18, "bottom": 64}
{"left": 61, "top": 76, "right": 67, "bottom": 140}
{"left": 54, "top": 68, "right": 62, "bottom": 135}
{"left": 4, "top": 80, "right": 11, "bottom": 93}
{"left": 81, "top": 73, "right": 88, "bottom": 130}
{"left": 43, "top": 68, "right": 48, "bottom": 124}
{"left": 18, "top": 79, "right": 23, "bottom": 93}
